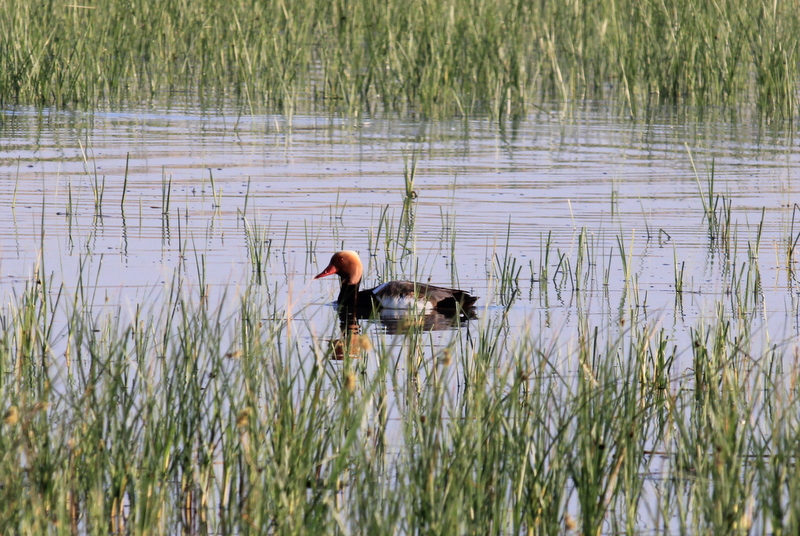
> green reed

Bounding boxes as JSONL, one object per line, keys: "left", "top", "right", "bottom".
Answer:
{"left": 0, "top": 266, "right": 786, "bottom": 533}
{"left": 2, "top": 0, "right": 799, "bottom": 118}
{"left": 2, "top": 188, "right": 800, "bottom": 535}
{"left": 491, "top": 220, "right": 522, "bottom": 306}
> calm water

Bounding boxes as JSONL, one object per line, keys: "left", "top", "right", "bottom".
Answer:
{"left": 2, "top": 103, "right": 798, "bottom": 364}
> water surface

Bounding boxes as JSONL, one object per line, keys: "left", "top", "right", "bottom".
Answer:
{"left": 2, "top": 104, "right": 798, "bottom": 354}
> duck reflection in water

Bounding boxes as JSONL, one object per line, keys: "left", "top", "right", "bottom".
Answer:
{"left": 329, "top": 315, "right": 373, "bottom": 360}
{"left": 328, "top": 307, "right": 477, "bottom": 359}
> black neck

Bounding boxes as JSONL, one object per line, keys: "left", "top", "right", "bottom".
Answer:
{"left": 337, "top": 282, "right": 360, "bottom": 312}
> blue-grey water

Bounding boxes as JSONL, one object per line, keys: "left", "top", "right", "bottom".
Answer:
{"left": 2, "top": 104, "right": 798, "bottom": 354}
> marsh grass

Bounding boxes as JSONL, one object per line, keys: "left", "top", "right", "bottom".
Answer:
{"left": 2, "top": 154, "right": 800, "bottom": 535}
{"left": 2, "top": 0, "right": 799, "bottom": 118}
{"left": 490, "top": 221, "right": 522, "bottom": 306}
{"left": 0, "top": 192, "right": 799, "bottom": 536}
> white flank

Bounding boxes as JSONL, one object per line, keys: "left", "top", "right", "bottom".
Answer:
{"left": 372, "top": 283, "right": 433, "bottom": 312}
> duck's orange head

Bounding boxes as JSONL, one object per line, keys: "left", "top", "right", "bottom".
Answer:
{"left": 314, "top": 250, "right": 363, "bottom": 286}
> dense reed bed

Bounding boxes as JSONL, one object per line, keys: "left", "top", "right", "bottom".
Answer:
{"left": 2, "top": 0, "right": 799, "bottom": 117}
{"left": 1, "top": 193, "right": 800, "bottom": 534}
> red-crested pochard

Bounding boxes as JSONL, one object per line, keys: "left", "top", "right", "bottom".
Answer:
{"left": 314, "top": 251, "right": 478, "bottom": 313}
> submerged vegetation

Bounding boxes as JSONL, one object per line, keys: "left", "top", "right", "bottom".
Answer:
{"left": 2, "top": 0, "right": 799, "bottom": 117}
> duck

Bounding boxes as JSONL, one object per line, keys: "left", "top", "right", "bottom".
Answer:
{"left": 314, "top": 250, "right": 478, "bottom": 314}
